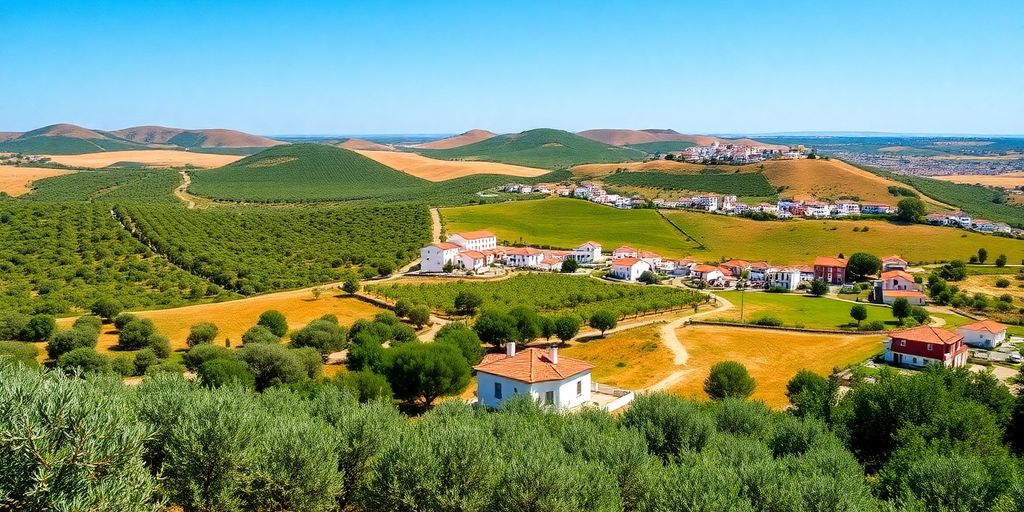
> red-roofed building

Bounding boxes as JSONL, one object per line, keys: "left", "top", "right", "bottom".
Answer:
{"left": 447, "top": 230, "right": 498, "bottom": 251}
{"left": 881, "top": 255, "right": 908, "bottom": 271}
{"left": 884, "top": 326, "right": 967, "bottom": 368}
{"left": 474, "top": 345, "right": 595, "bottom": 410}
{"left": 813, "top": 256, "right": 847, "bottom": 284}
{"left": 610, "top": 258, "right": 651, "bottom": 281}
{"left": 612, "top": 245, "right": 638, "bottom": 259}
{"left": 503, "top": 247, "right": 546, "bottom": 268}
{"left": 874, "top": 269, "right": 925, "bottom": 305}
{"left": 420, "top": 242, "right": 461, "bottom": 273}
{"left": 957, "top": 320, "right": 1008, "bottom": 349}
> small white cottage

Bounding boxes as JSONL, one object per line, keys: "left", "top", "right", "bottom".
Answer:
{"left": 474, "top": 345, "right": 593, "bottom": 410}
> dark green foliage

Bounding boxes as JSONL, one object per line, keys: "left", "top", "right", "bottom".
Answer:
{"left": 186, "top": 321, "right": 219, "bottom": 347}
{"left": 474, "top": 310, "right": 520, "bottom": 346}
{"left": 638, "top": 270, "right": 659, "bottom": 285}
{"left": 621, "top": 393, "right": 714, "bottom": 461}
{"left": 290, "top": 319, "right": 347, "bottom": 356}
{"left": 346, "top": 332, "right": 386, "bottom": 372}
{"left": 47, "top": 326, "right": 98, "bottom": 360}
{"left": 589, "top": 309, "right": 617, "bottom": 335}
{"left": 0, "top": 311, "right": 30, "bottom": 340}
{"left": 554, "top": 314, "right": 582, "bottom": 342}
{"left": 850, "top": 304, "right": 868, "bottom": 325}
{"left": 846, "top": 252, "right": 881, "bottom": 279}
{"left": 453, "top": 290, "right": 484, "bottom": 315}
{"left": 604, "top": 170, "right": 777, "bottom": 196}
{"left": 241, "top": 324, "right": 280, "bottom": 345}
{"left": 978, "top": 247, "right": 989, "bottom": 264}
{"left": 342, "top": 274, "right": 360, "bottom": 294}
{"left": 704, "top": 361, "right": 756, "bottom": 400}
{"left": 257, "top": 310, "right": 288, "bottom": 337}
{"left": 198, "top": 359, "right": 256, "bottom": 389}
{"left": 113, "top": 312, "right": 138, "bottom": 331}
{"left": 809, "top": 278, "right": 829, "bottom": 296}
{"left": 334, "top": 370, "right": 394, "bottom": 402}
{"left": 148, "top": 334, "right": 171, "bottom": 359}
{"left": 407, "top": 304, "right": 431, "bottom": 328}
{"left": 56, "top": 347, "right": 111, "bottom": 374}
{"left": 133, "top": 349, "right": 158, "bottom": 376}
{"left": 72, "top": 315, "right": 102, "bottom": 335}
{"left": 787, "top": 370, "right": 836, "bottom": 420}
{"left": 383, "top": 343, "right": 471, "bottom": 407}
{"left": 896, "top": 197, "right": 926, "bottom": 222}
{"left": 560, "top": 258, "right": 579, "bottom": 273}
{"left": 434, "top": 322, "right": 485, "bottom": 366}
{"left": 751, "top": 315, "right": 783, "bottom": 327}
{"left": 182, "top": 343, "right": 233, "bottom": 371}
{"left": 292, "top": 346, "right": 323, "bottom": 379}
{"left": 420, "top": 128, "right": 646, "bottom": 169}
{"left": 508, "top": 306, "right": 542, "bottom": 342}
{"left": 90, "top": 297, "right": 122, "bottom": 321}
{"left": 938, "top": 260, "right": 968, "bottom": 281}
{"left": 235, "top": 343, "right": 307, "bottom": 390}
{"left": 20, "top": 314, "right": 56, "bottom": 342}
{"left": 118, "top": 318, "right": 156, "bottom": 350}
{"left": 0, "top": 341, "right": 40, "bottom": 368}
{"left": 891, "top": 298, "right": 911, "bottom": 323}
{"left": 995, "top": 254, "right": 1007, "bottom": 267}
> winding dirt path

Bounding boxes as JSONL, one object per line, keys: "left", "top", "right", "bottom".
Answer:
{"left": 174, "top": 171, "right": 196, "bottom": 209}
{"left": 429, "top": 207, "right": 442, "bottom": 243}
{"left": 645, "top": 291, "right": 734, "bottom": 391}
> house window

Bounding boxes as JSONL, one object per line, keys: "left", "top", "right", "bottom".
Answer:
{"left": 927, "top": 344, "right": 932, "bottom": 351}
{"left": 545, "top": 391, "right": 554, "bottom": 405}
{"left": 576, "top": 380, "right": 583, "bottom": 397}
{"left": 494, "top": 382, "right": 502, "bottom": 399}
{"left": 899, "top": 340, "right": 906, "bottom": 347}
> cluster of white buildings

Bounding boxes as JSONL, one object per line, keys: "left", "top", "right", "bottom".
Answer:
{"left": 498, "top": 181, "right": 646, "bottom": 209}
{"left": 653, "top": 195, "right": 897, "bottom": 219}
{"left": 670, "top": 142, "right": 805, "bottom": 164}
{"left": 420, "top": 231, "right": 607, "bottom": 274}
{"left": 925, "top": 211, "right": 1018, "bottom": 235}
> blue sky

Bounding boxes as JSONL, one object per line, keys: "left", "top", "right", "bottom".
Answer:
{"left": 2, "top": 0, "right": 1022, "bottom": 135}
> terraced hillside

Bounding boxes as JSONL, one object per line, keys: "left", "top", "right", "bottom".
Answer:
{"left": 418, "top": 128, "right": 645, "bottom": 169}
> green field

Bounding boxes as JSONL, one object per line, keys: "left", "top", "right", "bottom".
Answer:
{"left": 367, "top": 273, "right": 705, "bottom": 319}
{"left": 625, "top": 141, "right": 697, "bottom": 153}
{"left": 418, "top": 128, "right": 645, "bottom": 170}
{"left": 714, "top": 291, "right": 897, "bottom": 329}
{"left": 442, "top": 197, "right": 700, "bottom": 256}
{"left": 24, "top": 169, "right": 165, "bottom": 202}
{"left": 603, "top": 170, "right": 778, "bottom": 196}
{"left": 0, "top": 135, "right": 148, "bottom": 155}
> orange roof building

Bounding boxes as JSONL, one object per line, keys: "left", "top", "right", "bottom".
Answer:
{"left": 957, "top": 319, "right": 1009, "bottom": 348}
{"left": 474, "top": 346, "right": 596, "bottom": 410}
{"left": 886, "top": 326, "right": 968, "bottom": 368}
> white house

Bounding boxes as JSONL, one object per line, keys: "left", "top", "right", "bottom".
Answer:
{"left": 447, "top": 230, "right": 497, "bottom": 251}
{"left": 766, "top": 267, "right": 802, "bottom": 290}
{"left": 692, "top": 195, "right": 720, "bottom": 212}
{"left": 571, "top": 241, "right": 602, "bottom": 263}
{"left": 861, "top": 203, "right": 894, "bottom": 215}
{"left": 638, "top": 251, "right": 662, "bottom": 268}
{"left": 504, "top": 247, "right": 545, "bottom": 268}
{"left": 610, "top": 258, "right": 651, "bottom": 281}
{"left": 691, "top": 264, "right": 724, "bottom": 283}
{"left": 832, "top": 200, "right": 860, "bottom": 216}
{"left": 420, "top": 242, "right": 460, "bottom": 273}
{"left": 874, "top": 269, "right": 926, "bottom": 305}
{"left": 957, "top": 320, "right": 1008, "bottom": 349}
{"left": 474, "top": 345, "right": 593, "bottom": 411}
{"left": 880, "top": 270, "right": 918, "bottom": 291}
{"left": 458, "top": 250, "right": 489, "bottom": 272}
{"left": 881, "top": 255, "right": 908, "bottom": 271}
{"left": 612, "top": 245, "right": 638, "bottom": 259}
{"left": 804, "top": 202, "right": 831, "bottom": 218}
{"left": 971, "top": 219, "right": 997, "bottom": 233}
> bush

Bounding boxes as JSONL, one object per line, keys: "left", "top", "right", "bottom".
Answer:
{"left": 0, "top": 341, "right": 40, "bottom": 368}
{"left": 197, "top": 358, "right": 255, "bottom": 388}
{"left": 148, "top": 334, "right": 171, "bottom": 359}
{"left": 20, "top": 314, "right": 56, "bottom": 342}
{"left": 860, "top": 320, "right": 885, "bottom": 331}
{"left": 186, "top": 322, "right": 219, "bottom": 348}
{"left": 588, "top": 310, "right": 617, "bottom": 335}
{"left": 47, "top": 328, "right": 98, "bottom": 360}
{"left": 292, "top": 347, "right": 324, "bottom": 379}
{"left": 996, "top": 278, "right": 1010, "bottom": 288}
{"left": 704, "top": 361, "right": 756, "bottom": 400}
{"left": 133, "top": 348, "right": 159, "bottom": 376}
{"left": 638, "top": 271, "right": 659, "bottom": 285}
{"left": 113, "top": 313, "right": 138, "bottom": 331}
{"left": 560, "top": 258, "right": 579, "bottom": 273}
{"left": 257, "top": 310, "right": 289, "bottom": 337}
{"left": 242, "top": 324, "right": 280, "bottom": 345}
{"left": 751, "top": 315, "right": 783, "bottom": 327}
{"left": 407, "top": 304, "right": 432, "bottom": 328}
{"left": 290, "top": 319, "right": 347, "bottom": 356}
{"left": 73, "top": 315, "right": 103, "bottom": 335}
{"left": 146, "top": 361, "right": 184, "bottom": 375}
{"left": 90, "top": 297, "right": 122, "bottom": 321}
{"left": 434, "top": 322, "right": 485, "bottom": 366}
{"left": 182, "top": 343, "right": 233, "bottom": 371}
{"left": 118, "top": 319, "right": 157, "bottom": 350}
{"left": 809, "top": 279, "right": 829, "bottom": 296}
{"left": 56, "top": 347, "right": 111, "bottom": 374}
{"left": 236, "top": 343, "right": 307, "bottom": 390}
{"left": 383, "top": 343, "right": 471, "bottom": 407}
{"left": 0, "top": 311, "right": 30, "bottom": 340}
{"left": 112, "top": 355, "right": 135, "bottom": 377}
{"left": 334, "top": 370, "right": 393, "bottom": 402}
{"left": 474, "top": 310, "right": 519, "bottom": 346}
{"left": 453, "top": 290, "right": 483, "bottom": 315}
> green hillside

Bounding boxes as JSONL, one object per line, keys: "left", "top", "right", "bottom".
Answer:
{"left": 604, "top": 170, "right": 777, "bottom": 197}
{"left": 0, "top": 136, "right": 147, "bottom": 154}
{"left": 418, "top": 128, "right": 646, "bottom": 169}
{"left": 626, "top": 141, "right": 697, "bottom": 153}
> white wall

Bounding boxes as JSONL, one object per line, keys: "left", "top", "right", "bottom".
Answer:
{"left": 476, "top": 371, "right": 591, "bottom": 410}
{"left": 449, "top": 235, "right": 497, "bottom": 251}
{"left": 959, "top": 329, "right": 1006, "bottom": 349}
{"left": 420, "top": 246, "right": 457, "bottom": 273}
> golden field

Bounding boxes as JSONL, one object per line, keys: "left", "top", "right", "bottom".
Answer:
{"left": 670, "top": 324, "right": 884, "bottom": 408}
{"left": 354, "top": 150, "right": 549, "bottom": 181}
{"left": 934, "top": 172, "right": 1024, "bottom": 188}
{"left": 561, "top": 324, "right": 676, "bottom": 390}
{"left": 44, "top": 150, "right": 243, "bottom": 169}
{"left": 0, "top": 165, "right": 75, "bottom": 195}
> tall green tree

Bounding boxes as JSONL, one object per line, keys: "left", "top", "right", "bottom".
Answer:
{"left": 846, "top": 253, "right": 881, "bottom": 280}
{"left": 384, "top": 343, "right": 471, "bottom": 407}
{"left": 704, "top": 361, "right": 756, "bottom": 400}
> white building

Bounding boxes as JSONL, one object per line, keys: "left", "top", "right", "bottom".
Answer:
{"left": 692, "top": 195, "right": 720, "bottom": 212}
{"left": 957, "top": 320, "right": 1008, "bottom": 349}
{"left": 804, "top": 202, "right": 831, "bottom": 218}
{"left": 766, "top": 267, "right": 802, "bottom": 291}
{"left": 420, "top": 242, "right": 460, "bottom": 273}
{"left": 458, "top": 250, "right": 489, "bottom": 272}
{"left": 504, "top": 247, "right": 545, "bottom": 268}
{"left": 571, "top": 241, "right": 602, "bottom": 263}
{"left": 447, "top": 230, "right": 497, "bottom": 251}
{"left": 610, "top": 258, "right": 652, "bottom": 281}
{"left": 611, "top": 245, "right": 638, "bottom": 259}
{"left": 832, "top": 200, "right": 860, "bottom": 216}
{"left": 474, "top": 345, "right": 593, "bottom": 411}
{"left": 638, "top": 251, "right": 662, "bottom": 268}
{"left": 947, "top": 211, "right": 972, "bottom": 228}
{"left": 881, "top": 255, "right": 908, "bottom": 271}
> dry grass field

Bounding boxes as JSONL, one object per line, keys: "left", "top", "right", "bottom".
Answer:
{"left": 45, "top": 150, "right": 243, "bottom": 169}
{"left": 561, "top": 324, "right": 676, "bottom": 390}
{"left": 0, "top": 165, "right": 75, "bottom": 195}
{"left": 670, "top": 324, "right": 884, "bottom": 407}
{"left": 961, "top": 274, "right": 1024, "bottom": 302}
{"left": 56, "top": 291, "right": 383, "bottom": 354}
{"left": 354, "top": 150, "right": 549, "bottom": 181}
{"left": 571, "top": 160, "right": 715, "bottom": 178}
{"left": 934, "top": 172, "right": 1024, "bottom": 188}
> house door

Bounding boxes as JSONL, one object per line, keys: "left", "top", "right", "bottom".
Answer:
{"left": 894, "top": 353, "right": 902, "bottom": 365}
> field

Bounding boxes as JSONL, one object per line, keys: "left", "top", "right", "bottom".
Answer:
{"left": 353, "top": 150, "right": 549, "bottom": 181}
{"left": 603, "top": 170, "right": 777, "bottom": 197}
{"left": 713, "top": 291, "right": 896, "bottom": 329}
{"left": 670, "top": 324, "right": 884, "bottom": 407}
{"left": 0, "top": 201, "right": 219, "bottom": 314}
{"left": 625, "top": 141, "right": 697, "bottom": 153}
{"left": 561, "top": 324, "right": 675, "bottom": 389}
{"left": 55, "top": 293, "right": 383, "bottom": 353}
{"left": 572, "top": 160, "right": 715, "bottom": 178}
{"left": 418, "top": 129, "right": 646, "bottom": 170}
{"left": 366, "top": 274, "right": 706, "bottom": 319}
{"left": 116, "top": 203, "right": 430, "bottom": 294}
{"left": 662, "top": 209, "right": 1024, "bottom": 264}
{"left": 961, "top": 274, "right": 1024, "bottom": 302}
{"left": 934, "top": 172, "right": 1024, "bottom": 188}
{"left": 0, "top": 166, "right": 75, "bottom": 196}
{"left": 24, "top": 169, "right": 163, "bottom": 202}
{"left": 442, "top": 198, "right": 700, "bottom": 256}
{"left": 44, "top": 150, "right": 242, "bottom": 169}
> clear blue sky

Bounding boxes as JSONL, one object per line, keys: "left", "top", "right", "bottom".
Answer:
{"left": 2, "top": 0, "right": 1022, "bottom": 135}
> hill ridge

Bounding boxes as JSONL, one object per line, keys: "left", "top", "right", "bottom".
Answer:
{"left": 414, "top": 129, "right": 496, "bottom": 150}
{"left": 417, "top": 128, "right": 645, "bottom": 169}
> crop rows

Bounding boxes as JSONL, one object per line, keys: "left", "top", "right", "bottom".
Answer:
{"left": 604, "top": 170, "right": 778, "bottom": 197}
{"left": 25, "top": 170, "right": 159, "bottom": 202}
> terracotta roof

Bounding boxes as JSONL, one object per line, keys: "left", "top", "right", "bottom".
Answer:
{"left": 638, "top": 251, "right": 662, "bottom": 258}
{"left": 880, "top": 270, "right": 916, "bottom": 282}
{"left": 612, "top": 257, "right": 645, "bottom": 267}
{"left": 958, "top": 320, "right": 1007, "bottom": 334}
{"left": 722, "top": 259, "right": 750, "bottom": 267}
{"left": 613, "top": 245, "right": 636, "bottom": 253}
{"left": 882, "top": 255, "right": 906, "bottom": 263}
{"left": 474, "top": 348, "right": 593, "bottom": 383}
{"left": 884, "top": 290, "right": 925, "bottom": 298}
{"left": 749, "top": 261, "right": 770, "bottom": 268}
{"left": 578, "top": 241, "right": 601, "bottom": 248}
{"left": 693, "top": 264, "right": 718, "bottom": 273}
{"left": 890, "top": 326, "right": 962, "bottom": 345}
{"left": 505, "top": 247, "right": 544, "bottom": 256}
{"left": 814, "top": 256, "right": 847, "bottom": 268}
{"left": 460, "top": 250, "right": 485, "bottom": 259}
{"left": 430, "top": 242, "right": 460, "bottom": 250}
{"left": 541, "top": 256, "right": 562, "bottom": 265}
{"left": 450, "top": 230, "right": 496, "bottom": 241}
{"left": 717, "top": 266, "right": 734, "bottom": 277}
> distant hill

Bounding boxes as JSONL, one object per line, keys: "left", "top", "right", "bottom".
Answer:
{"left": 414, "top": 129, "right": 496, "bottom": 149}
{"left": 417, "top": 128, "right": 646, "bottom": 169}
{"left": 0, "top": 123, "right": 282, "bottom": 155}
{"left": 329, "top": 138, "right": 393, "bottom": 151}
{"left": 577, "top": 128, "right": 787, "bottom": 150}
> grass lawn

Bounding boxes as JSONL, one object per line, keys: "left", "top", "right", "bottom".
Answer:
{"left": 561, "top": 324, "right": 675, "bottom": 390}
{"left": 714, "top": 291, "right": 894, "bottom": 330}
{"left": 965, "top": 265, "right": 1024, "bottom": 275}
{"left": 662, "top": 210, "right": 1024, "bottom": 264}
{"left": 670, "top": 324, "right": 884, "bottom": 408}
{"left": 442, "top": 197, "right": 700, "bottom": 256}
{"left": 929, "top": 310, "right": 976, "bottom": 328}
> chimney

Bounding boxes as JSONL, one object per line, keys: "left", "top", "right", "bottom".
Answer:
{"left": 550, "top": 345, "right": 558, "bottom": 365}
{"left": 506, "top": 342, "right": 516, "bottom": 357}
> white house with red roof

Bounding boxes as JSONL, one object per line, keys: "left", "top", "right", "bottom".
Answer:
{"left": 884, "top": 326, "right": 968, "bottom": 368}
{"left": 420, "top": 242, "right": 461, "bottom": 273}
{"left": 571, "top": 241, "right": 602, "bottom": 263}
{"left": 691, "top": 264, "right": 725, "bottom": 284}
{"left": 447, "top": 230, "right": 497, "bottom": 251}
{"left": 504, "top": 247, "right": 546, "bottom": 268}
{"left": 612, "top": 245, "right": 638, "bottom": 259}
{"left": 458, "top": 250, "right": 489, "bottom": 272}
{"left": 638, "top": 250, "right": 662, "bottom": 267}
{"left": 610, "top": 258, "right": 651, "bottom": 281}
{"left": 957, "top": 320, "right": 1008, "bottom": 349}
{"left": 874, "top": 269, "right": 926, "bottom": 305}
{"left": 474, "top": 345, "right": 594, "bottom": 410}
{"left": 881, "top": 255, "right": 908, "bottom": 271}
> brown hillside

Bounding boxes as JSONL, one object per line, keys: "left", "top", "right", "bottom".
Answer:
{"left": 577, "top": 128, "right": 787, "bottom": 150}
{"left": 113, "top": 126, "right": 282, "bottom": 148}
{"left": 30, "top": 123, "right": 110, "bottom": 139}
{"left": 414, "top": 129, "right": 496, "bottom": 149}
{"left": 354, "top": 150, "right": 548, "bottom": 181}
{"left": 334, "top": 138, "right": 392, "bottom": 151}
{"left": 0, "top": 132, "right": 21, "bottom": 142}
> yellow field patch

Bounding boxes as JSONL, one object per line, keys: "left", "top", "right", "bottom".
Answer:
{"left": 45, "top": 150, "right": 243, "bottom": 169}
{"left": 354, "top": 150, "right": 549, "bottom": 181}
{"left": 572, "top": 160, "right": 715, "bottom": 178}
{"left": 57, "top": 291, "right": 384, "bottom": 355}
{"left": 0, "top": 165, "right": 75, "bottom": 196}
{"left": 961, "top": 274, "right": 1024, "bottom": 302}
{"left": 670, "top": 324, "right": 884, "bottom": 408}
{"left": 561, "top": 324, "right": 676, "bottom": 390}
{"left": 934, "top": 172, "right": 1024, "bottom": 188}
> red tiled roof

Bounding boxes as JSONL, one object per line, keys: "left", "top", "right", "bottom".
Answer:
{"left": 884, "top": 290, "right": 925, "bottom": 298}
{"left": 814, "top": 256, "right": 847, "bottom": 268}
{"left": 451, "top": 230, "right": 496, "bottom": 240}
{"left": 613, "top": 245, "right": 636, "bottom": 253}
{"left": 578, "top": 241, "right": 601, "bottom": 248}
{"left": 717, "top": 266, "right": 734, "bottom": 277}
{"left": 693, "top": 264, "right": 718, "bottom": 273}
{"left": 430, "top": 242, "right": 460, "bottom": 250}
{"left": 505, "top": 247, "right": 544, "bottom": 256}
{"left": 722, "top": 259, "right": 750, "bottom": 267}
{"left": 474, "top": 348, "right": 593, "bottom": 383}
{"left": 890, "top": 326, "right": 962, "bottom": 345}
{"left": 959, "top": 320, "right": 1007, "bottom": 334}
{"left": 749, "top": 261, "right": 770, "bottom": 268}
{"left": 882, "top": 255, "right": 906, "bottom": 263}
{"left": 612, "top": 257, "right": 644, "bottom": 267}
{"left": 881, "top": 270, "right": 915, "bottom": 282}
{"left": 460, "top": 250, "right": 485, "bottom": 259}
{"left": 638, "top": 251, "right": 661, "bottom": 258}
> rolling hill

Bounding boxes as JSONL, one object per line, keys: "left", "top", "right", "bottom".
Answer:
{"left": 417, "top": 128, "right": 646, "bottom": 169}
{"left": 577, "top": 128, "right": 787, "bottom": 150}
{"left": 330, "top": 138, "right": 393, "bottom": 151}
{"left": 0, "top": 123, "right": 282, "bottom": 155}
{"left": 413, "top": 129, "right": 496, "bottom": 149}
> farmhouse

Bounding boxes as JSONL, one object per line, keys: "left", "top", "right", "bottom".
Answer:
{"left": 447, "top": 230, "right": 497, "bottom": 251}
{"left": 458, "top": 250, "right": 489, "bottom": 272}
{"left": 813, "top": 256, "right": 847, "bottom": 285}
{"left": 873, "top": 269, "right": 926, "bottom": 304}
{"left": 419, "top": 242, "right": 460, "bottom": 273}
{"left": 861, "top": 203, "right": 894, "bottom": 214}
{"left": 803, "top": 202, "right": 831, "bottom": 218}
{"left": 831, "top": 200, "right": 860, "bottom": 216}
{"left": 881, "top": 255, "right": 908, "bottom": 271}
{"left": 571, "top": 241, "right": 602, "bottom": 263}
{"left": 610, "top": 258, "right": 652, "bottom": 281}
{"left": 766, "top": 267, "right": 802, "bottom": 291}
{"left": 474, "top": 345, "right": 598, "bottom": 411}
{"left": 504, "top": 247, "right": 546, "bottom": 268}
{"left": 612, "top": 245, "right": 638, "bottom": 259}
{"left": 884, "top": 326, "right": 968, "bottom": 369}
{"left": 956, "top": 320, "right": 1008, "bottom": 349}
